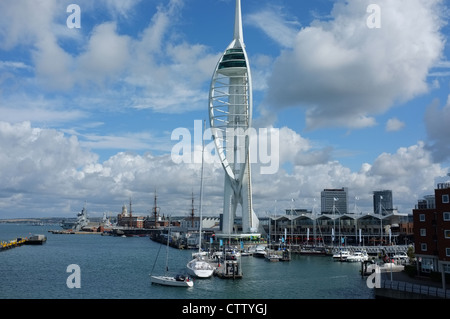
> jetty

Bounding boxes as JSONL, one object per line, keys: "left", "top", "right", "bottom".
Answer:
{"left": 214, "top": 259, "right": 243, "bottom": 279}
{"left": 1, "top": 234, "right": 46, "bottom": 251}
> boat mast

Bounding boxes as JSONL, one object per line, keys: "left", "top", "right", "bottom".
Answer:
{"left": 191, "top": 192, "right": 195, "bottom": 228}
{"left": 129, "top": 198, "right": 132, "bottom": 228}
{"left": 198, "top": 120, "right": 205, "bottom": 253}
{"left": 153, "top": 190, "right": 159, "bottom": 227}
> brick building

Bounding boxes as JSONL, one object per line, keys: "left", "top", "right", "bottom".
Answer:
{"left": 413, "top": 182, "right": 450, "bottom": 275}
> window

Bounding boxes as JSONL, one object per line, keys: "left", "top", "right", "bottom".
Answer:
{"left": 445, "top": 230, "right": 450, "bottom": 239}
{"left": 444, "top": 212, "right": 450, "bottom": 221}
{"left": 443, "top": 194, "right": 450, "bottom": 204}
{"left": 447, "top": 248, "right": 450, "bottom": 257}
{"left": 421, "top": 243, "right": 427, "bottom": 251}
{"left": 420, "top": 229, "right": 427, "bottom": 236}
{"left": 420, "top": 214, "right": 425, "bottom": 222}
{"left": 444, "top": 263, "right": 450, "bottom": 274}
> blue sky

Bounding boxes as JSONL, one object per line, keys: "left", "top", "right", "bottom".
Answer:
{"left": 0, "top": 0, "right": 450, "bottom": 218}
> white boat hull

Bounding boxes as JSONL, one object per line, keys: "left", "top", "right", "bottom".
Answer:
{"left": 150, "top": 275, "right": 193, "bottom": 287}
{"left": 186, "top": 259, "right": 214, "bottom": 278}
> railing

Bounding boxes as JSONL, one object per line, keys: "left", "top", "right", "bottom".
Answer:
{"left": 380, "top": 279, "right": 450, "bottom": 299}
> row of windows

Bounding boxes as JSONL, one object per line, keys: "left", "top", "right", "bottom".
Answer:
{"left": 420, "top": 229, "right": 450, "bottom": 238}
{"left": 420, "top": 243, "right": 450, "bottom": 256}
{"left": 419, "top": 212, "right": 450, "bottom": 221}
{"left": 420, "top": 243, "right": 447, "bottom": 254}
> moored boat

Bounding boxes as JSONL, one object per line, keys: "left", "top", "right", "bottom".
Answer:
{"left": 346, "top": 250, "right": 368, "bottom": 262}
{"left": 186, "top": 257, "right": 215, "bottom": 278}
{"left": 332, "top": 249, "right": 351, "bottom": 261}
{"left": 150, "top": 274, "right": 193, "bottom": 287}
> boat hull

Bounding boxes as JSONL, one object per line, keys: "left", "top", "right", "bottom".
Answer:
{"left": 186, "top": 259, "right": 214, "bottom": 278}
{"left": 150, "top": 275, "right": 193, "bottom": 287}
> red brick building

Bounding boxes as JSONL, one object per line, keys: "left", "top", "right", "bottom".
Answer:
{"left": 413, "top": 182, "right": 450, "bottom": 275}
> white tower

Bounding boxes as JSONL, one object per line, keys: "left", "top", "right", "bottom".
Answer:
{"left": 209, "top": 0, "right": 258, "bottom": 234}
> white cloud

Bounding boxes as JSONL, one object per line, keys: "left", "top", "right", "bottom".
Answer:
{"left": 0, "top": 122, "right": 446, "bottom": 218}
{"left": 76, "top": 22, "right": 131, "bottom": 86}
{"left": 386, "top": 118, "right": 405, "bottom": 132}
{"left": 263, "top": 0, "right": 446, "bottom": 130}
{"left": 247, "top": 6, "right": 300, "bottom": 48}
{"left": 0, "top": 0, "right": 218, "bottom": 115}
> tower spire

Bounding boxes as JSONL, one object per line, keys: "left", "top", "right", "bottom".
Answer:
{"left": 233, "top": 0, "right": 244, "bottom": 42}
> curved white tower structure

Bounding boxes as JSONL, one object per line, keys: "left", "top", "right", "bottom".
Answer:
{"left": 209, "top": 0, "right": 258, "bottom": 235}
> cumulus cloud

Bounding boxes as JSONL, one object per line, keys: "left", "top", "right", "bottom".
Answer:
{"left": 0, "top": 122, "right": 446, "bottom": 218}
{"left": 263, "top": 0, "right": 446, "bottom": 130}
{"left": 0, "top": 0, "right": 218, "bottom": 114}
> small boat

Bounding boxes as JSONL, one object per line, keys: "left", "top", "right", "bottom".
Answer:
{"left": 186, "top": 257, "right": 215, "bottom": 278}
{"left": 346, "top": 250, "right": 368, "bottom": 262}
{"left": 332, "top": 249, "right": 351, "bottom": 261}
{"left": 252, "top": 245, "right": 266, "bottom": 258}
{"left": 150, "top": 217, "right": 193, "bottom": 288}
{"left": 265, "top": 249, "right": 280, "bottom": 262}
{"left": 265, "top": 254, "right": 280, "bottom": 262}
{"left": 150, "top": 274, "right": 193, "bottom": 287}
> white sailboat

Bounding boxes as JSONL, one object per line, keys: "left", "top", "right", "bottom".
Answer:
{"left": 186, "top": 120, "right": 215, "bottom": 279}
{"left": 150, "top": 218, "right": 194, "bottom": 287}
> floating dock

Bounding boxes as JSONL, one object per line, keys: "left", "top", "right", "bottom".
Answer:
{"left": 214, "top": 260, "right": 243, "bottom": 279}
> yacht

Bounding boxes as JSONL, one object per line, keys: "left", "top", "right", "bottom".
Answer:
{"left": 332, "top": 249, "right": 351, "bottom": 261}
{"left": 150, "top": 274, "right": 193, "bottom": 287}
{"left": 186, "top": 257, "right": 215, "bottom": 278}
{"left": 346, "top": 250, "right": 369, "bottom": 262}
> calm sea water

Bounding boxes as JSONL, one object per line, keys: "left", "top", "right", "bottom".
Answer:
{"left": 0, "top": 224, "right": 374, "bottom": 299}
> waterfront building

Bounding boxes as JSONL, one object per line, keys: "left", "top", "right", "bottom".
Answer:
{"left": 413, "top": 182, "right": 450, "bottom": 276}
{"left": 270, "top": 188, "right": 409, "bottom": 247}
{"left": 116, "top": 203, "right": 145, "bottom": 228}
{"left": 209, "top": 0, "right": 259, "bottom": 236}
{"left": 270, "top": 211, "right": 407, "bottom": 247}
{"left": 321, "top": 188, "right": 348, "bottom": 214}
{"left": 180, "top": 216, "right": 220, "bottom": 230}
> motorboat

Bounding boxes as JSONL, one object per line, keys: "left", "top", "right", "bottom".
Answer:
{"left": 186, "top": 257, "right": 215, "bottom": 278}
{"left": 150, "top": 274, "right": 193, "bottom": 287}
{"left": 252, "top": 245, "right": 266, "bottom": 258}
{"left": 346, "top": 251, "right": 369, "bottom": 262}
{"left": 265, "top": 254, "right": 280, "bottom": 262}
{"left": 332, "top": 249, "right": 351, "bottom": 261}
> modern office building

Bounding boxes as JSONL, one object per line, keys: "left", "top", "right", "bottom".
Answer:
{"left": 373, "top": 190, "right": 394, "bottom": 214}
{"left": 321, "top": 188, "right": 348, "bottom": 215}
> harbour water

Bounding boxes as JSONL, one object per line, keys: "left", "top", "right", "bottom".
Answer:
{"left": 0, "top": 224, "right": 374, "bottom": 299}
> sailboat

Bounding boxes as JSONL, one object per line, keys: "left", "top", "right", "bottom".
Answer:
{"left": 186, "top": 120, "right": 215, "bottom": 279}
{"left": 150, "top": 218, "right": 194, "bottom": 287}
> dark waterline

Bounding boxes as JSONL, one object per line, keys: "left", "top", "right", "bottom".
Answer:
{"left": 0, "top": 224, "right": 374, "bottom": 299}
